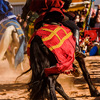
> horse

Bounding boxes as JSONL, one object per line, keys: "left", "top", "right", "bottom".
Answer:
{"left": 0, "top": 18, "right": 26, "bottom": 71}
{"left": 20, "top": 0, "right": 100, "bottom": 99}
{"left": 26, "top": 24, "right": 100, "bottom": 100}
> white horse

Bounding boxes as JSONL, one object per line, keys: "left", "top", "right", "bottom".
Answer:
{"left": 0, "top": 21, "right": 26, "bottom": 71}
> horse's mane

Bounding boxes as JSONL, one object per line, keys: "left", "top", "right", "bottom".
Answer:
{"left": 29, "top": 35, "right": 57, "bottom": 99}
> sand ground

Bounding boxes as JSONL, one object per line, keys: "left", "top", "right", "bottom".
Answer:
{"left": 0, "top": 55, "right": 100, "bottom": 100}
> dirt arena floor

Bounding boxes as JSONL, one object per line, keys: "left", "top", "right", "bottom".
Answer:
{"left": 1, "top": 54, "right": 100, "bottom": 100}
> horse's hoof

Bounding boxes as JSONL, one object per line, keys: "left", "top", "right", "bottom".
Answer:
{"left": 91, "top": 90, "right": 100, "bottom": 97}
{"left": 2, "top": 56, "right": 6, "bottom": 60}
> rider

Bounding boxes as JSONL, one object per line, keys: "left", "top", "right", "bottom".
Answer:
{"left": 0, "top": 0, "right": 26, "bottom": 67}
{"left": 0, "top": 0, "right": 16, "bottom": 24}
{"left": 22, "top": 0, "right": 85, "bottom": 58}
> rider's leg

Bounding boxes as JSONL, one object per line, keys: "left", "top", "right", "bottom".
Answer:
{"left": 62, "top": 19, "right": 86, "bottom": 58}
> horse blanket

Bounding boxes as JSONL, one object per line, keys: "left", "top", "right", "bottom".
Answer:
{"left": 0, "top": 19, "right": 26, "bottom": 67}
{"left": 27, "top": 23, "right": 76, "bottom": 76}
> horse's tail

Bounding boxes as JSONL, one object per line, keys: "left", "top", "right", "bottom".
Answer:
{"left": 29, "top": 36, "right": 50, "bottom": 100}
{"left": 0, "top": 25, "right": 15, "bottom": 60}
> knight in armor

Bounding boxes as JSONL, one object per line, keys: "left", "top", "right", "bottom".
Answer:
{"left": 0, "top": 0, "right": 16, "bottom": 23}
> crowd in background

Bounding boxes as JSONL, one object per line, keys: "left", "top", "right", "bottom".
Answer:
{"left": 74, "top": 4, "right": 100, "bottom": 29}
{"left": 15, "top": 3, "right": 100, "bottom": 56}
{"left": 16, "top": 4, "right": 100, "bottom": 34}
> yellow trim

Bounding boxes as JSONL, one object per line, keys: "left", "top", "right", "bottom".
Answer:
{"left": 28, "top": 33, "right": 32, "bottom": 38}
{"left": 10, "top": 21, "right": 22, "bottom": 31}
{"left": 27, "top": 44, "right": 30, "bottom": 48}
{"left": 4, "top": 21, "right": 13, "bottom": 26}
{"left": 18, "top": 33, "right": 24, "bottom": 37}
{"left": 4, "top": 21, "right": 23, "bottom": 32}
{"left": 1, "top": 23, "right": 6, "bottom": 29}
{"left": 0, "top": 24, "right": 6, "bottom": 33}
{"left": 33, "top": 19, "right": 35, "bottom": 23}
{"left": 28, "top": 25, "right": 34, "bottom": 35}
{"left": 16, "top": 27, "right": 21, "bottom": 30}
{"left": 40, "top": 26, "right": 72, "bottom": 51}
{"left": 49, "top": 32, "right": 72, "bottom": 51}
{"left": 29, "top": 27, "right": 31, "bottom": 35}
{"left": 41, "top": 26, "right": 66, "bottom": 42}
{"left": 29, "top": 25, "right": 34, "bottom": 28}
{"left": 0, "top": 21, "right": 23, "bottom": 36}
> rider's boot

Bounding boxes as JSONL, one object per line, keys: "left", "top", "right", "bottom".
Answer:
{"left": 74, "top": 29, "right": 86, "bottom": 58}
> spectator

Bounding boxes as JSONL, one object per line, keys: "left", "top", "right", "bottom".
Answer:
{"left": 16, "top": 14, "right": 23, "bottom": 25}
{"left": 84, "top": 3, "right": 90, "bottom": 14}
{"left": 75, "top": 15, "right": 80, "bottom": 25}
{"left": 90, "top": 5, "right": 100, "bottom": 28}
{"left": 94, "top": 14, "right": 100, "bottom": 28}
{"left": 96, "top": 5, "right": 100, "bottom": 15}
{"left": 77, "top": 15, "right": 85, "bottom": 28}
{"left": 22, "top": 21, "right": 27, "bottom": 33}
{"left": 22, "top": 21, "right": 28, "bottom": 41}
{"left": 89, "top": 11, "right": 96, "bottom": 28}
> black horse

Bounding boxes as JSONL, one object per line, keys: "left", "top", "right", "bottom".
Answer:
{"left": 26, "top": 34, "right": 100, "bottom": 100}
{"left": 29, "top": 35, "right": 74, "bottom": 100}
{"left": 20, "top": 0, "right": 100, "bottom": 99}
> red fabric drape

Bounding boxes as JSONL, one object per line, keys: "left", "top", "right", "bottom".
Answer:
{"left": 27, "top": 24, "right": 76, "bottom": 76}
{"left": 30, "top": 0, "right": 64, "bottom": 14}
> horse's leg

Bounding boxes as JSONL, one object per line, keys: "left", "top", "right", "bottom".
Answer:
{"left": 4, "top": 26, "right": 20, "bottom": 70}
{"left": 0, "top": 26, "right": 13, "bottom": 60}
{"left": 48, "top": 76, "right": 57, "bottom": 100}
{"left": 17, "top": 62, "right": 24, "bottom": 71}
{"left": 20, "top": 62, "right": 24, "bottom": 71}
{"left": 76, "top": 57, "right": 100, "bottom": 96}
{"left": 5, "top": 50, "right": 15, "bottom": 70}
{"left": 55, "top": 81, "right": 75, "bottom": 100}
{"left": 11, "top": 29, "right": 25, "bottom": 70}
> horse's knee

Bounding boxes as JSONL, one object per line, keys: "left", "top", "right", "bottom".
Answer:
{"left": 48, "top": 76, "right": 56, "bottom": 88}
{"left": 55, "top": 82, "right": 65, "bottom": 92}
